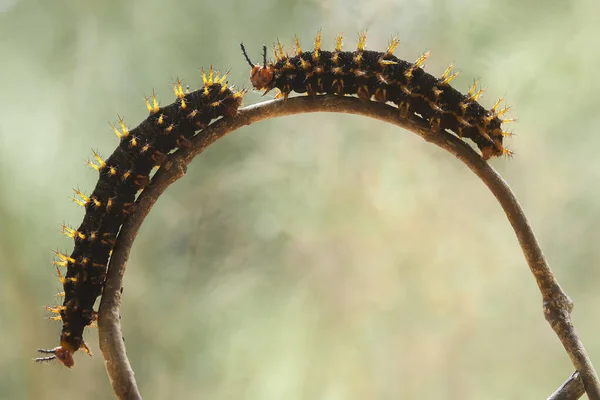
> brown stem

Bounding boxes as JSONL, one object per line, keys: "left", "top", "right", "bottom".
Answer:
{"left": 98, "top": 95, "right": 600, "bottom": 399}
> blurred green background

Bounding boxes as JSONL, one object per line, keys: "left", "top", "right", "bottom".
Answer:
{"left": 1, "top": 0, "right": 599, "bottom": 398}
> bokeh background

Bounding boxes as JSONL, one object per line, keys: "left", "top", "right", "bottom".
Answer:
{"left": 1, "top": 0, "right": 599, "bottom": 398}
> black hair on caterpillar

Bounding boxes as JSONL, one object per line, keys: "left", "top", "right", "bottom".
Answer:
{"left": 240, "top": 32, "right": 514, "bottom": 159}
{"left": 36, "top": 68, "right": 244, "bottom": 367}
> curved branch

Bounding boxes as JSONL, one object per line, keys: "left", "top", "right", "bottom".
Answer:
{"left": 98, "top": 95, "right": 600, "bottom": 399}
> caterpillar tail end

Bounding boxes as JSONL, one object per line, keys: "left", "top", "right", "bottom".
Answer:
{"left": 35, "top": 346, "right": 75, "bottom": 368}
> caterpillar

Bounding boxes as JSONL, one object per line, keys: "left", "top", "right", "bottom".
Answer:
{"left": 241, "top": 32, "right": 513, "bottom": 159}
{"left": 36, "top": 68, "right": 244, "bottom": 367}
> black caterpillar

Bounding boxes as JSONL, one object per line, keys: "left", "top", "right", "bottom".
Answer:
{"left": 241, "top": 32, "right": 513, "bottom": 159}
{"left": 36, "top": 69, "right": 244, "bottom": 367}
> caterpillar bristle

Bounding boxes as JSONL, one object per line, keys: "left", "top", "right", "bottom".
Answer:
{"left": 335, "top": 32, "right": 344, "bottom": 52}
{"left": 386, "top": 36, "right": 400, "bottom": 55}
{"left": 313, "top": 30, "right": 322, "bottom": 61}
{"left": 414, "top": 51, "right": 429, "bottom": 68}
{"left": 276, "top": 38, "right": 285, "bottom": 60}
{"left": 116, "top": 115, "right": 129, "bottom": 137}
{"left": 144, "top": 90, "right": 160, "bottom": 114}
{"left": 357, "top": 32, "right": 367, "bottom": 52}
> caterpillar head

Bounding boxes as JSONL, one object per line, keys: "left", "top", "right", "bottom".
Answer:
{"left": 35, "top": 345, "right": 75, "bottom": 368}
{"left": 240, "top": 43, "right": 274, "bottom": 90}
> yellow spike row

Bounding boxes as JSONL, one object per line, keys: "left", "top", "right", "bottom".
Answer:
{"left": 335, "top": 32, "right": 343, "bottom": 52}
{"left": 53, "top": 250, "right": 75, "bottom": 264}
{"left": 163, "top": 124, "right": 174, "bottom": 134}
{"left": 92, "top": 150, "right": 106, "bottom": 168}
{"left": 56, "top": 291, "right": 65, "bottom": 297}
{"left": 150, "top": 90, "right": 160, "bottom": 113}
{"left": 52, "top": 260, "right": 68, "bottom": 267}
{"left": 186, "top": 109, "right": 198, "bottom": 120}
{"left": 277, "top": 38, "right": 285, "bottom": 59}
{"left": 299, "top": 57, "right": 311, "bottom": 70}
{"left": 441, "top": 64, "right": 455, "bottom": 79}
{"left": 72, "top": 188, "right": 89, "bottom": 206}
{"left": 110, "top": 122, "right": 123, "bottom": 139}
{"left": 172, "top": 79, "right": 184, "bottom": 98}
{"left": 49, "top": 315, "right": 62, "bottom": 321}
{"left": 61, "top": 225, "right": 85, "bottom": 240}
{"left": 440, "top": 64, "right": 459, "bottom": 85}
{"left": 144, "top": 90, "right": 160, "bottom": 114}
{"left": 468, "top": 87, "right": 485, "bottom": 102}
{"left": 496, "top": 106, "right": 511, "bottom": 117}
{"left": 491, "top": 97, "right": 504, "bottom": 113}
{"left": 56, "top": 267, "right": 66, "bottom": 284}
{"left": 441, "top": 64, "right": 453, "bottom": 79}
{"left": 313, "top": 31, "right": 322, "bottom": 61}
{"left": 208, "top": 67, "right": 214, "bottom": 85}
{"left": 86, "top": 153, "right": 103, "bottom": 172}
{"left": 45, "top": 305, "right": 66, "bottom": 313}
{"left": 71, "top": 197, "right": 87, "bottom": 207}
{"left": 180, "top": 97, "right": 187, "bottom": 109}
{"left": 86, "top": 160, "right": 100, "bottom": 172}
{"left": 117, "top": 115, "right": 130, "bottom": 137}
{"left": 81, "top": 343, "right": 92, "bottom": 356}
{"left": 218, "top": 71, "right": 229, "bottom": 85}
{"left": 91, "top": 197, "right": 102, "bottom": 208}
{"left": 500, "top": 118, "right": 517, "bottom": 124}
{"left": 144, "top": 96, "right": 153, "bottom": 113}
{"left": 414, "top": 51, "right": 430, "bottom": 68}
{"left": 467, "top": 80, "right": 479, "bottom": 97}
{"left": 201, "top": 68, "right": 208, "bottom": 85}
{"left": 294, "top": 35, "right": 302, "bottom": 55}
{"left": 272, "top": 46, "right": 279, "bottom": 61}
{"left": 386, "top": 36, "right": 400, "bottom": 55}
{"left": 357, "top": 32, "right": 367, "bottom": 52}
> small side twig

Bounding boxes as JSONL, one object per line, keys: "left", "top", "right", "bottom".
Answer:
{"left": 98, "top": 95, "right": 600, "bottom": 399}
{"left": 548, "top": 372, "right": 585, "bottom": 400}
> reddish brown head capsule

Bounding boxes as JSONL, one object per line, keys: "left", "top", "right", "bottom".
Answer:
{"left": 249, "top": 65, "right": 274, "bottom": 90}
{"left": 241, "top": 43, "right": 275, "bottom": 90}
{"left": 54, "top": 346, "right": 75, "bottom": 368}
{"left": 35, "top": 345, "right": 75, "bottom": 368}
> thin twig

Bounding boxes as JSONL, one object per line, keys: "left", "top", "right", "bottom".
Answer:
{"left": 98, "top": 95, "right": 600, "bottom": 399}
{"left": 548, "top": 372, "right": 585, "bottom": 400}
